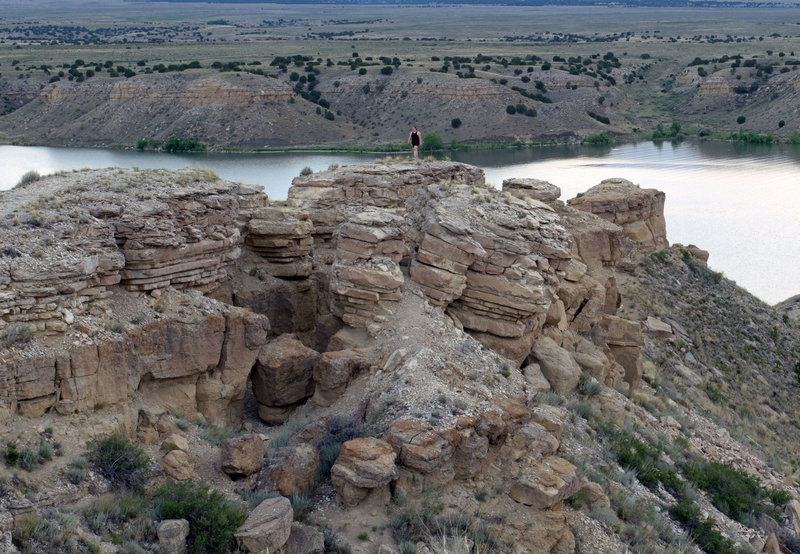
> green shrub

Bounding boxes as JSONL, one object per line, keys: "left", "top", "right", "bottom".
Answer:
{"left": 199, "top": 425, "right": 237, "bottom": 446}
{"left": 300, "top": 166, "right": 313, "bottom": 176}
{"left": 66, "top": 465, "right": 86, "bottom": 485}
{"left": 290, "top": 493, "right": 311, "bottom": 521}
{"left": 420, "top": 131, "right": 443, "bottom": 152}
{"left": 668, "top": 499, "right": 737, "bottom": 554}
{"left": 451, "top": 118, "right": 462, "bottom": 129}
{"left": 582, "top": 133, "right": 610, "bottom": 145}
{"left": 161, "top": 136, "right": 206, "bottom": 153}
{"left": 506, "top": 105, "right": 516, "bottom": 115}
{"left": 154, "top": 481, "right": 246, "bottom": 554}
{"left": 38, "top": 441, "right": 53, "bottom": 461}
{"left": 19, "top": 448, "right": 39, "bottom": 471}
{"left": 16, "top": 170, "right": 41, "bottom": 188}
{"left": 86, "top": 434, "right": 150, "bottom": 490}
{"left": 12, "top": 511, "right": 79, "bottom": 553}
{"left": 381, "top": 66, "right": 393, "bottom": 75}
{"left": 683, "top": 460, "right": 785, "bottom": 524}
{"left": 1, "top": 323, "right": 33, "bottom": 347}
{"left": 5, "top": 446, "right": 19, "bottom": 466}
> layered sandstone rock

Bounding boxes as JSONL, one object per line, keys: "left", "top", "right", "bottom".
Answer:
{"left": 567, "top": 178, "right": 667, "bottom": 251}
{"left": 0, "top": 292, "right": 268, "bottom": 423}
{"left": 0, "top": 169, "right": 244, "bottom": 340}
{"left": 246, "top": 207, "right": 313, "bottom": 278}
{"left": 109, "top": 76, "right": 293, "bottom": 106}
{"left": 330, "top": 209, "right": 408, "bottom": 329}
{"left": 287, "top": 161, "right": 484, "bottom": 261}
{"left": 114, "top": 180, "right": 241, "bottom": 292}
{"left": 502, "top": 178, "right": 561, "bottom": 204}
{"left": 331, "top": 437, "right": 399, "bottom": 507}
{"left": 407, "top": 184, "right": 572, "bottom": 364}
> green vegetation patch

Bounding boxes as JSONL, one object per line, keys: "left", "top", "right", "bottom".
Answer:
{"left": 154, "top": 480, "right": 246, "bottom": 554}
{"left": 86, "top": 434, "right": 150, "bottom": 490}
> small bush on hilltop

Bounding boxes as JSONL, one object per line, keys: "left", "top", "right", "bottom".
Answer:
{"left": 86, "top": 434, "right": 149, "bottom": 490}
{"left": 16, "top": 170, "right": 40, "bottom": 188}
{"left": 154, "top": 480, "right": 246, "bottom": 554}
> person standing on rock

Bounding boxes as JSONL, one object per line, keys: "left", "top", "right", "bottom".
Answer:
{"left": 408, "top": 126, "right": 421, "bottom": 159}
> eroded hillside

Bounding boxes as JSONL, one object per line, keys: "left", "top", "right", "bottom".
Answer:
{"left": 1, "top": 162, "right": 799, "bottom": 554}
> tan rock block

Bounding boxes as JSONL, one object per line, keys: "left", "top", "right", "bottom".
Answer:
{"left": 509, "top": 456, "right": 581, "bottom": 509}
{"left": 235, "top": 496, "right": 293, "bottom": 554}
{"left": 161, "top": 450, "right": 193, "bottom": 480}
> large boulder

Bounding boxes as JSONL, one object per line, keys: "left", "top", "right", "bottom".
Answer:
{"left": 235, "top": 496, "right": 293, "bottom": 554}
{"left": 312, "top": 350, "right": 366, "bottom": 407}
{"left": 246, "top": 207, "right": 314, "bottom": 278}
{"left": 157, "top": 519, "right": 190, "bottom": 554}
{"left": 269, "top": 444, "right": 320, "bottom": 497}
{"left": 161, "top": 449, "right": 193, "bottom": 481}
{"left": 530, "top": 337, "right": 581, "bottom": 395}
{"left": 502, "top": 178, "right": 561, "bottom": 204}
{"left": 251, "top": 334, "right": 319, "bottom": 421}
{"left": 220, "top": 434, "right": 266, "bottom": 478}
{"left": 509, "top": 456, "right": 581, "bottom": 509}
{"left": 331, "top": 437, "right": 399, "bottom": 507}
{"left": 384, "top": 420, "right": 460, "bottom": 475}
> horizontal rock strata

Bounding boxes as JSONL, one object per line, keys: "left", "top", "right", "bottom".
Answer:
{"left": 330, "top": 209, "right": 408, "bottom": 329}
{"left": 567, "top": 178, "right": 667, "bottom": 250}
{"left": 287, "top": 161, "right": 484, "bottom": 262}
{"left": 246, "top": 207, "right": 314, "bottom": 278}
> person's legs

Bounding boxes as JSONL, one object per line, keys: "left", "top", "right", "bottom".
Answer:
{"left": 413, "top": 145, "right": 418, "bottom": 158}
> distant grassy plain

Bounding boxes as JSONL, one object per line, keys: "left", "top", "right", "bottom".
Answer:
{"left": 2, "top": 1, "right": 800, "bottom": 144}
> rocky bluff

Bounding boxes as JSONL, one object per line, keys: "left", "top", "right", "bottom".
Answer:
{"left": 0, "top": 161, "right": 689, "bottom": 552}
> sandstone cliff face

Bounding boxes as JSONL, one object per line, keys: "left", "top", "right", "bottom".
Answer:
{"left": 0, "top": 161, "right": 690, "bottom": 554}
{"left": 287, "top": 160, "right": 484, "bottom": 261}
{"left": 108, "top": 77, "right": 292, "bottom": 106}
{"left": 0, "top": 72, "right": 359, "bottom": 147}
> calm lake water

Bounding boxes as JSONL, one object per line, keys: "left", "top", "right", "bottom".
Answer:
{"left": 1, "top": 141, "right": 798, "bottom": 305}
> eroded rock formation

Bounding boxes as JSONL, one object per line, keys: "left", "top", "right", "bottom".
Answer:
{"left": 0, "top": 161, "right": 684, "bottom": 554}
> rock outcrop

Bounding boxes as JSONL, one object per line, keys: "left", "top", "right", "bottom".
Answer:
{"left": 1, "top": 296, "right": 268, "bottom": 424}
{"left": 246, "top": 207, "right": 314, "bottom": 278}
{"left": 330, "top": 209, "right": 408, "bottom": 329}
{"left": 331, "top": 437, "right": 399, "bottom": 507}
{"left": 567, "top": 178, "right": 667, "bottom": 251}
{"left": 406, "top": 184, "right": 572, "bottom": 364}
{"left": 287, "top": 161, "right": 484, "bottom": 261}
